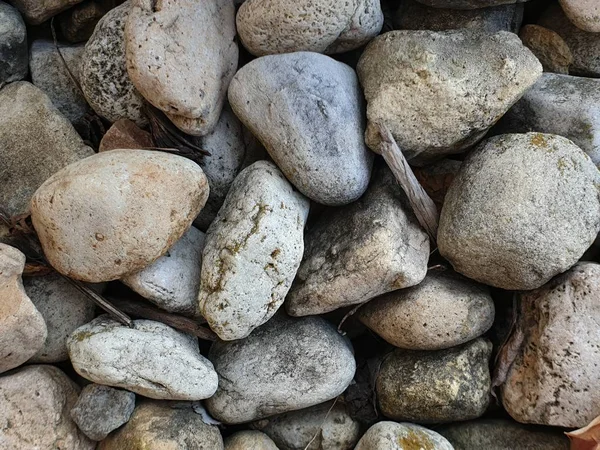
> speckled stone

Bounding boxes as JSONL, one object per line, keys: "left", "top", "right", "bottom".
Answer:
{"left": 355, "top": 421, "right": 454, "bottom": 450}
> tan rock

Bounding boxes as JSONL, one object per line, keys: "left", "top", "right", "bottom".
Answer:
{"left": 355, "top": 422, "right": 453, "bottom": 450}
{"left": 225, "top": 431, "right": 278, "bottom": 450}
{"left": 9, "top": 0, "right": 83, "bottom": 24}
{"left": 520, "top": 25, "right": 573, "bottom": 74}
{"left": 99, "top": 118, "right": 153, "bottom": 152}
{"left": 559, "top": 0, "right": 600, "bottom": 33}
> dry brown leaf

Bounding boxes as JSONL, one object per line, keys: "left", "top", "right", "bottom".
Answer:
{"left": 566, "top": 415, "right": 600, "bottom": 450}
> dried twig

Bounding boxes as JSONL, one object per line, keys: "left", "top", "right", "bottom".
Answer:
{"left": 338, "top": 301, "right": 369, "bottom": 335}
{"left": 302, "top": 397, "right": 339, "bottom": 450}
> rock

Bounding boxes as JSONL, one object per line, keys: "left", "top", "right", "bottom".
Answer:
{"left": 355, "top": 421, "right": 454, "bottom": 450}
{"left": 559, "top": 0, "right": 600, "bottom": 33}
{"left": 237, "top": 0, "right": 383, "bottom": 56}
{"left": 0, "top": 81, "right": 93, "bottom": 217}
{"left": 497, "top": 74, "right": 600, "bottom": 164}
{"left": 30, "top": 40, "right": 90, "bottom": 124}
{"left": 437, "top": 419, "right": 570, "bottom": 450}
{"left": 59, "top": 0, "right": 120, "bottom": 43}
{"left": 199, "top": 161, "right": 309, "bottom": 340}
{"left": 519, "top": 25, "right": 572, "bottom": 74}
{"left": 0, "top": 2, "right": 27, "bottom": 88}
{"left": 206, "top": 314, "right": 356, "bottom": 424}
{"left": 0, "top": 244, "right": 47, "bottom": 374}
{"left": 80, "top": 1, "right": 147, "bottom": 126}
{"left": 357, "top": 30, "right": 542, "bottom": 166}
{"left": 9, "top": 0, "right": 83, "bottom": 24}
{"left": 377, "top": 338, "right": 492, "bottom": 423}
{"left": 501, "top": 262, "right": 600, "bottom": 428}
{"left": 229, "top": 51, "right": 373, "bottom": 206}
{"left": 0, "top": 365, "right": 95, "bottom": 449}
{"left": 358, "top": 271, "right": 495, "bottom": 351}
{"left": 98, "top": 401, "right": 224, "bottom": 449}
{"left": 122, "top": 226, "right": 205, "bottom": 316}
{"left": 225, "top": 431, "right": 279, "bottom": 450}
{"left": 253, "top": 401, "right": 361, "bottom": 450}
{"left": 70, "top": 384, "right": 136, "bottom": 441}
{"left": 286, "top": 166, "right": 429, "bottom": 317}
{"left": 24, "top": 273, "right": 96, "bottom": 363}
{"left": 414, "top": 0, "right": 529, "bottom": 8}
{"left": 395, "top": 0, "right": 523, "bottom": 33}
{"left": 125, "top": 0, "right": 238, "bottom": 136}
{"left": 438, "top": 133, "right": 600, "bottom": 290}
{"left": 98, "top": 118, "right": 153, "bottom": 152}
{"left": 30, "top": 149, "right": 209, "bottom": 282}
{"left": 68, "top": 315, "right": 218, "bottom": 400}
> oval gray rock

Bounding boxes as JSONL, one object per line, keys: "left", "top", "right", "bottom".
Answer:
{"left": 9, "top": 0, "right": 83, "bottom": 24}
{"left": 0, "top": 2, "right": 28, "bottom": 87}
{"left": 355, "top": 421, "right": 454, "bottom": 450}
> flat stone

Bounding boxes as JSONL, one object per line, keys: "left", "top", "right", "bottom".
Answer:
{"left": 70, "top": 384, "right": 136, "bottom": 441}
{"left": 0, "top": 1, "right": 27, "bottom": 87}
{"left": 68, "top": 315, "right": 219, "bottom": 400}
{"left": 59, "top": 0, "right": 119, "bottom": 43}
{"left": 206, "top": 314, "right": 356, "bottom": 424}
{"left": 357, "top": 29, "right": 542, "bottom": 165}
{"left": 519, "top": 25, "right": 572, "bottom": 74}
{"left": 199, "top": 161, "right": 309, "bottom": 340}
{"left": 414, "top": 0, "right": 529, "bottom": 8}
{"left": 559, "top": 0, "right": 600, "bottom": 33}
{"left": 355, "top": 421, "right": 454, "bottom": 450}
{"left": 125, "top": 0, "right": 237, "bottom": 136}
{"left": 0, "top": 365, "right": 95, "bottom": 449}
{"left": 377, "top": 338, "right": 492, "bottom": 423}
{"left": 225, "top": 431, "right": 279, "bottom": 450}
{"left": 9, "top": 0, "right": 83, "bottom": 24}
{"left": 229, "top": 51, "right": 373, "bottom": 206}
{"left": 501, "top": 262, "right": 600, "bottom": 428}
{"left": 286, "top": 166, "right": 429, "bottom": 317}
{"left": 98, "top": 118, "right": 153, "bottom": 152}
{"left": 438, "top": 133, "right": 600, "bottom": 290}
{"left": 30, "top": 149, "right": 208, "bottom": 282}
{"left": 0, "top": 244, "right": 47, "bottom": 374}
{"left": 237, "top": 0, "right": 383, "bottom": 56}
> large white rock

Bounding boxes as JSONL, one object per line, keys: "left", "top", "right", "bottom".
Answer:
{"left": 355, "top": 421, "right": 454, "bottom": 450}
{"left": 559, "top": 0, "right": 600, "bottom": 33}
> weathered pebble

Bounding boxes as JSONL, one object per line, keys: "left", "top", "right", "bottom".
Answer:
{"left": 98, "top": 118, "right": 153, "bottom": 152}
{"left": 225, "top": 431, "right": 279, "bottom": 450}
{"left": 519, "top": 24, "right": 573, "bottom": 74}
{"left": 0, "top": 1, "right": 27, "bottom": 87}
{"left": 355, "top": 421, "right": 454, "bottom": 450}
{"left": 559, "top": 0, "right": 600, "bottom": 33}
{"left": 9, "top": 0, "right": 83, "bottom": 24}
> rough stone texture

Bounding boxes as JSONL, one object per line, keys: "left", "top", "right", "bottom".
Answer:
{"left": 357, "top": 30, "right": 542, "bottom": 166}
{"left": 98, "top": 118, "right": 153, "bottom": 152}
{"left": 286, "top": 166, "right": 429, "bottom": 317}
{"left": 358, "top": 271, "right": 495, "bottom": 350}
{"left": 0, "top": 1, "right": 27, "bottom": 88}
{"left": 253, "top": 401, "right": 361, "bottom": 450}
{"left": 0, "top": 81, "right": 93, "bottom": 217}
{"left": 80, "top": 1, "right": 147, "bottom": 126}
{"left": 70, "top": 384, "right": 136, "bottom": 441}
{"left": 24, "top": 273, "right": 96, "bottom": 363}
{"left": 9, "top": 0, "right": 83, "bottom": 24}
{"left": 414, "top": 0, "right": 529, "bottom": 8}
{"left": 498, "top": 74, "right": 600, "bottom": 165}
{"left": 225, "top": 431, "right": 279, "bottom": 450}
{"left": 229, "top": 52, "right": 373, "bottom": 206}
{"left": 30, "top": 149, "right": 209, "bottom": 282}
{"left": 559, "top": 0, "right": 600, "bottom": 33}
{"left": 437, "top": 419, "right": 570, "bottom": 450}
{"left": 539, "top": 4, "right": 600, "bottom": 77}
{"left": 206, "top": 314, "right": 356, "bottom": 424}
{"left": 0, "top": 365, "right": 95, "bottom": 449}
{"left": 501, "top": 262, "right": 600, "bottom": 428}
{"left": 395, "top": 0, "right": 523, "bottom": 33}
{"left": 519, "top": 25, "right": 572, "bottom": 74}
{"left": 199, "top": 161, "right": 309, "bottom": 341}
{"left": 68, "top": 315, "right": 219, "bottom": 400}
{"left": 0, "top": 244, "right": 47, "bottom": 374}
{"left": 123, "top": 226, "right": 205, "bottom": 316}
{"left": 355, "top": 421, "right": 454, "bottom": 450}
{"left": 377, "top": 338, "right": 492, "bottom": 423}
{"left": 98, "top": 401, "right": 224, "bottom": 450}
{"left": 59, "top": 0, "right": 120, "bottom": 43}
{"left": 237, "top": 0, "right": 383, "bottom": 56}
{"left": 30, "top": 40, "right": 90, "bottom": 124}
{"left": 438, "top": 133, "right": 600, "bottom": 291}
{"left": 125, "top": 0, "right": 238, "bottom": 136}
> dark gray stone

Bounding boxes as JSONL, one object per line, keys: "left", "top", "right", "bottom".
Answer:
{"left": 0, "top": 1, "right": 27, "bottom": 88}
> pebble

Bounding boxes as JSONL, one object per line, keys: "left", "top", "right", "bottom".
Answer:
{"left": 24, "top": 273, "right": 97, "bottom": 363}
{"left": 68, "top": 316, "right": 218, "bottom": 400}
{"left": 0, "top": 1, "right": 27, "bottom": 87}
{"left": 501, "top": 262, "right": 600, "bottom": 428}
{"left": 125, "top": 0, "right": 238, "bottom": 136}
{"left": 225, "top": 431, "right": 279, "bottom": 450}
{"left": 122, "top": 226, "right": 205, "bottom": 316}
{"left": 438, "top": 133, "right": 600, "bottom": 290}
{"left": 236, "top": 0, "right": 383, "bottom": 56}
{"left": 206, "top": 314, "right": 356, "bottom": 424}
{"left": 70, "top": 384, "right": 136, "bottom": 441}
{"left": 0, "top": 365, "right": 95, "bottom": 449}
{"left": 358, "top": 271, "right": 495, "bottom": 350}
{"left": 58, "top": 0, "right": 117, "bottom": 43}
{"left": 355, "top": 421, "right": 454, "bottom": 450}
{"left": 30, "top": 149, "right": 209, "bottom": 282}
{"left": 9, "top": 0, "right": 83, "bottom": 24}
{"left": 376, "top": 338, "right": 492, "bottom": 423}
{"left": 98, "top": 401, "right": 224, "bottom": 449}
{"left": 357, "top": 29, "right": 542, "bottom": 165}
{"left": 98, "top": 118, "right": 153, "bottom": 152}
{"left": 0, "top": 81, "right": 93, "bottom": 217}
{"left": 286, "top": 166, "right": 429, "bottom": 317}
{"left": 559, "top": 0, "right": 600, "bottom": 33}
{"left": 0, "top": 244, "right": 47, "bottom": 374}
{"left": 80, "top": 1, "right": 147, "bottom": 126}
{"left": 414, "top": 0, "right": 529, "bottom": 8}
{"left": 199, "top": 161, "right": 309, "bottom": 340}
{"left": 519, "top": 24, "right": 573, "bottom": 74}
{"left": 229, "top": 51, "right": 373, "bottom": 206}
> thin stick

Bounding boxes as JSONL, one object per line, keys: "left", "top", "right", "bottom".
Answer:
{"left": 302, "top": 397, "right": 339, "bottom": 450}
{"left": 338, "top": 301, "right": 369, "bottom": 334}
